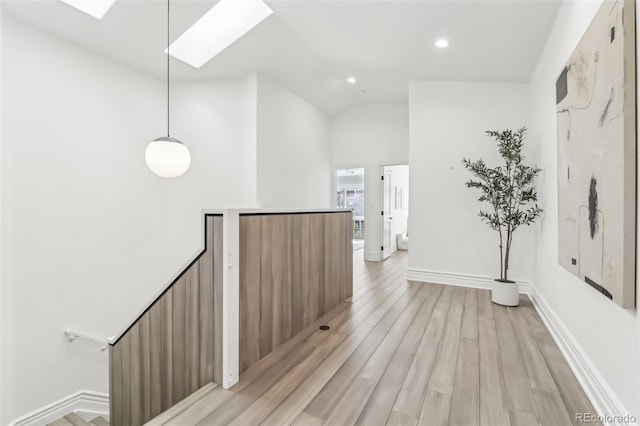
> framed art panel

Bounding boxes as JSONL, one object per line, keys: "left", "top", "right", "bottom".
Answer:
{"left": 556, "top": 0, "right": 636, "bottom": 307}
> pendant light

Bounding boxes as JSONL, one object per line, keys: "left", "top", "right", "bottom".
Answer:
{"left": 145, "top": 0, "right": 191, "bottom": 178}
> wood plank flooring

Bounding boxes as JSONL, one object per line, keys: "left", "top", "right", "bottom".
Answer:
{"left": 159, "top": 250, "right": 600, "bottom": 426}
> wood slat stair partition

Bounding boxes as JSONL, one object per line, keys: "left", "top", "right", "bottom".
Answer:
{"left": 239, "top": 211, "right": 353, "bottom": 373}
{"left": 109, "top": 215, "right": 224, "bottom": 426}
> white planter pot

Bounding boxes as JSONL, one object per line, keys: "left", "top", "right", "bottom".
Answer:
{"left": 491, "top": 279, "right": 519, "bottom": 306}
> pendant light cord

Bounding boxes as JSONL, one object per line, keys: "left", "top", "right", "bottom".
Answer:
{"left": 166, "top": 0, "right": 170, "bottom": 137}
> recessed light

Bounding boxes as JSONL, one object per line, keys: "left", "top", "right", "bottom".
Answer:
{"left": 168, "top": 0, "right": 273, "bottom": 69}
{"left": 435, "top": 39, "right": 449, "bottom": 48}
{"left": 347, "top": 77, "right": 357, "bottom": 84}
{"left": 60, "top": 0, "right": 117, "bottom": 19}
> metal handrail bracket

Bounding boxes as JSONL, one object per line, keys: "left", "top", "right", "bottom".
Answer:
{"left": 65, "top": 329, "right": 113, "bottom": 352}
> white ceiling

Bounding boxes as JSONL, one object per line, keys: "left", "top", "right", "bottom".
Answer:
{"left": 2, "top": 0, "right": 561, "bottom": 115}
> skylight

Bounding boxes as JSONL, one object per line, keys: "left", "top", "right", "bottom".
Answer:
{"left": 60, "top": 0, "right": 117, "bottom": 20}
{"left": 168, "top": 0, "right": 273, "bottom": 69}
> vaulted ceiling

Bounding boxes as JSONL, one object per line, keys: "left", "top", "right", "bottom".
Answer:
{"left": 3, "top": 0, "right": 561, "bottom": 114}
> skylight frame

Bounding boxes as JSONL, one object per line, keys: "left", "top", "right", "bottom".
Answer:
{"left": 60, "top": 0, "right": 118, "bottom": 20}
{"left": 167, "top": 0, "right": 274, "bottom": 69}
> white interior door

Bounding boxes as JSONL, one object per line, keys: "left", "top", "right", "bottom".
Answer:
{"left": 381, "top": 167, "right": 392, "bottom": 260}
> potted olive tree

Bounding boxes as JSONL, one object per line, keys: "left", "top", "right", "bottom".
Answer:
{"left": 462, "top": 128, "right": 543, "bottom": 306}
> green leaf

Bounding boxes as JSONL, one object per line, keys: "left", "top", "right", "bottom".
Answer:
{"left": 462, "top": 127, "right": 543, "bottom": 274}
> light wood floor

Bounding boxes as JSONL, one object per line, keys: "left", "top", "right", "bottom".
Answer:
{"left": 157, "top": 250, "right": 600, "bottom": 426}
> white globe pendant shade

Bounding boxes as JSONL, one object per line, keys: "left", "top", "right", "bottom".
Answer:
{"left": 145, "top": 136, "right": 191, "bottom": 178}
{"left": 148, "top": 0, "right": 191, "bottom": 179}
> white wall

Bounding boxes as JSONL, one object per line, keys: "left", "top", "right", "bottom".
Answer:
{"left": 331, "top": 103, "right": 409, "bottom": 261}
{"left": 256, "top": 74, "right": 331, "bottom": 209}
{"left": 0, "top": 2, "right": 4, "bottom": 423}
{"left": 0, "top": 14, "right": 254, "bottom": 424}
{"left": 408, "top": 82, "right": 533, "bottom": 282}
{"left": 529, "top": 0, "right": 639, "bottom": 418}
{"left": 166, "top": 78, "right": 256, "bottom": 260}
{"left": 243, "top": 74, "right": 258, "bottom": 207}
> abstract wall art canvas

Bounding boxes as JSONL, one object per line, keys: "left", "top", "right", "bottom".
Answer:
{"left": 556, "top": 0, "right": 636, "bottom": 308}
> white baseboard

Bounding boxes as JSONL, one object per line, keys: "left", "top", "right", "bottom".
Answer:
{"left": 528, "top": 287, "right": 633, "bottom": 426}
{"left": 406, "top": 268, "right": 530, "bottom": 294}
{"left": 9, "top": 390, "right": 109, "bottom": 426}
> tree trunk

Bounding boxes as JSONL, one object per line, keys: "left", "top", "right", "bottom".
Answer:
{"left": 498, "top": 229, "right": 504, "bottom": 281}
{"left": 504, "top": 229, "right": 511, "bottom": 281}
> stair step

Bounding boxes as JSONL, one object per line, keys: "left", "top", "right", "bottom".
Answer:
{"left": 89, "top": 416, "right": 109, "bottom": 426}
{"left": 48, "top": 419, "right": 74, "bottom": 426}
{"left": 64, "top": 413, "right": 90, "bottom": 426}
{"left": 48, "top": 413, "right": 108, "bottom": 426}
{"left": 144, "top": 382, "right": 217, "bottom": 425}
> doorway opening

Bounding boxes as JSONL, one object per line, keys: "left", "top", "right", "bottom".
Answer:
{"left": 336, "top": 168, "right": 365, "bottom": 252}
{"left": 381, "top": 164, "right": 409, "bottom": 260}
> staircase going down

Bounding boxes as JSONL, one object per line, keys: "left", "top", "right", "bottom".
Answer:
{"left": 47, "top": 412, "right": 109, "bottom": 426}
